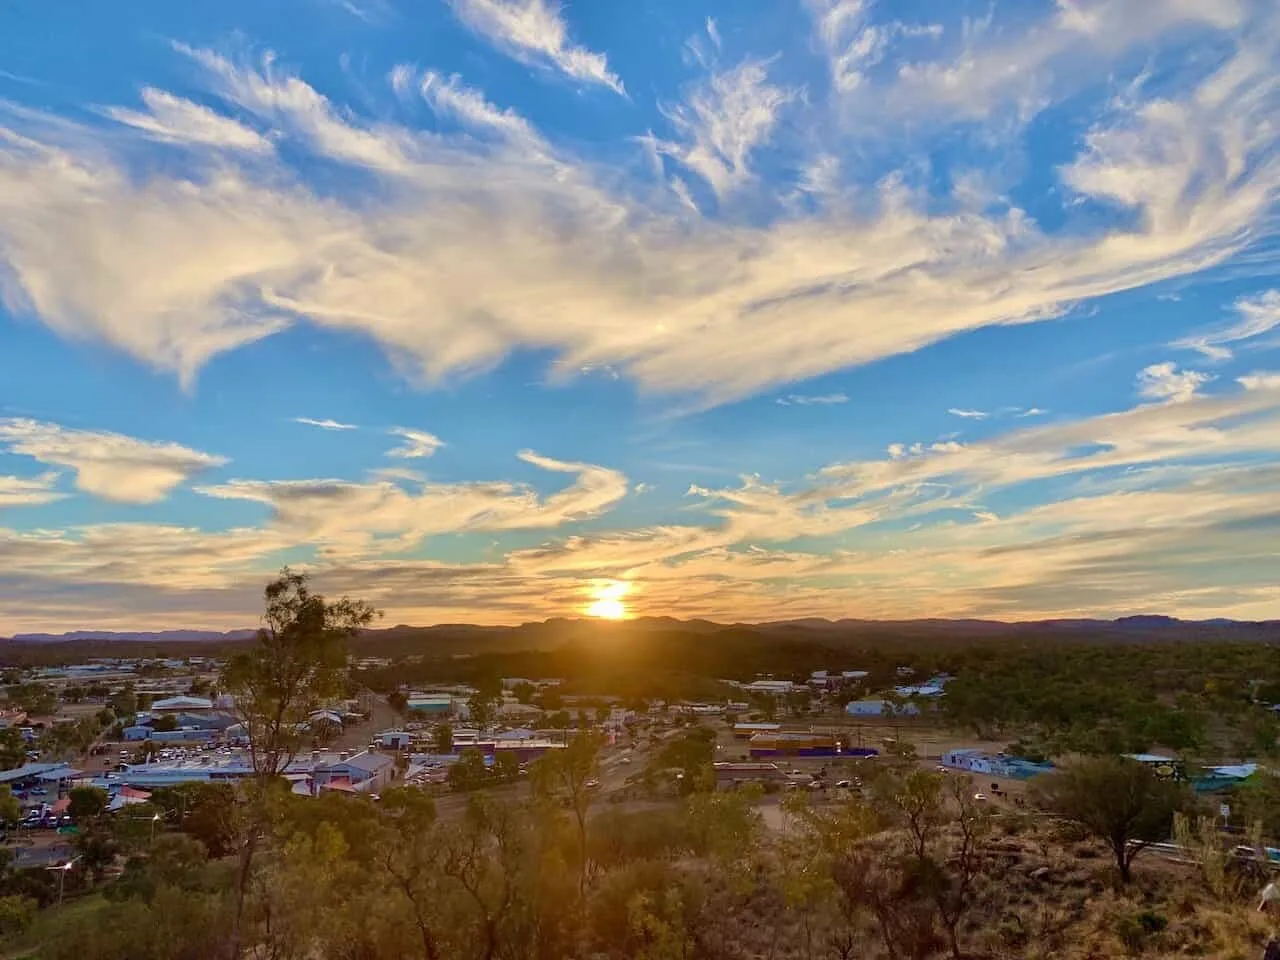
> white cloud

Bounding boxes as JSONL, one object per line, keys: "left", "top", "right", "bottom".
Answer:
{"left": 0, "top": 419, "right": 226, "bottom": 504}
{"left": 445, "top": 0, "right": 623, "bottom": 94}
{"left": 1136, "top": 362, "right": 1214, "bottom": 404}
{"left": 195, "top": 448, "right": 628, "bottom": 557}
{"left": 947, "top": 407, "right": 987, "bottom": 419}
{"left": 0, "top": 472, "right": 64, "bottom": 507}
{"left": 884, "top": 0, "right": 1244, "bottom": 124}
{"left": 809, "top": 0, "right": 875, "bottom": 92}
{"left": 777, "top": 392, "right": 848, "bottom": 406}
{"left": 1017, "top": 407, "right": 1047, "bottom": 418}
{"left": 104, "top": 87, "right": 273, "bottom": 152}
{"left": 1175, "top": 289, "right": 1280, "bottom": 360}
{"left": 653, "top": 58, "right": 796, "bottom": 200}
{"left": 5, "top": 375, "right": 1280, "bottom": 629}
{"left": 417, "top": 70, "right": 546, "bottom": 149}
{"left": 294, "top": 417, "right": 357, "bottom": 431}
{"left": 386, "top": 427, "right": 444, "bottom": 459}
{"left": 0, "top": 29, "right": 1277, "bottom": 408}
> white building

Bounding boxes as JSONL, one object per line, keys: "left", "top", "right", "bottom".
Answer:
{"left": 744, "top": 680, "right": 796, "bottom": 696}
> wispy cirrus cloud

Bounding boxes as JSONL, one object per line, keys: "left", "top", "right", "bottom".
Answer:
{"left": 294, "top": 417, "right": 357, "bottom": 431}
{"left": 195, "top": 448, "right": 628, "bottom": 558}
{"left": 104, "top": 87, "right": 273, "bottom": 152}
{"left": 652, "top": 57, "right": 796, "bottom": 201}
{"left": 777, "top": 392, "right": 848, "bottom": 406}
{"left": 1175, "top": 290, "right": 1280, "bottom": 361}
{"left": 444, "top": 0, "right": 623, "bottom": 94}
{"left": 0, "top": 419, "right": 226, "bottom": 504}
{"left": 947, "top": 407, "right": 987, "bottom": 419}
{"left": 1, "top": 31, "right": 1277, "bottom": 407}
{"left": 386, "top": 427, "right": 444, "bottom": 459}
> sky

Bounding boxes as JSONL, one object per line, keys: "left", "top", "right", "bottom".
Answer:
{"left": 0, "top": 0, "right": 1279, "bottom": 633}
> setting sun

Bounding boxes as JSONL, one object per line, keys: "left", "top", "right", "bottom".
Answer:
{"left": 584, "top": 580, "right": 632, "bottom": 620}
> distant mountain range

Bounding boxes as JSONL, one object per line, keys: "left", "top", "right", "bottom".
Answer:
{"left": 3, "top": 615, "right": 1277, "bottom": 645}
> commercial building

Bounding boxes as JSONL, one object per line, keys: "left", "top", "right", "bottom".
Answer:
{"left": 748, "top": 731, "right": 839, "bottom": 758}
{"left": 115, "top": 748, "right": 397, "bottom": 794}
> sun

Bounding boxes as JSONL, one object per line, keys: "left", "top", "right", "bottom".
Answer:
{"left": 584, "top": 580, "right": 632, "bottom": 620}
{"left": 586, "top": 597, "right": 627, "bottom": 620}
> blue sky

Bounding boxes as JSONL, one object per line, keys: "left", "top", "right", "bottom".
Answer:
{"left": 1, "top": 0, "right": 1279, "bottom": 632}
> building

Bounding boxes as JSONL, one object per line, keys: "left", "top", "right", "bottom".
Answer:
{"left": 941, "top": 749, "right": 1053, "bottom": 780}
{"left": 378, "top": 730, "right": 413, "bottom": 750}
{"left": 743, "top": 680, "right": 796, "bottom": 696}
{"left": 149, "top": 695, "right": 215, "bottom": 713}
{"left": 118, "top": 748, "right": 396, "bottom": 793}
{"left": 748, "top": 731, "right": 839, "bottom": 758}
{"left": 845, "top": 699, "right": 920, "bottom": 717}
{"left": 315, "top": 751, "right": 395, "bottom": 794}
{"left": 733, "top": 722, "right": 781, "bottom": 740}
{"left": 407, "top": 695, "right": 455, "bottom": 715}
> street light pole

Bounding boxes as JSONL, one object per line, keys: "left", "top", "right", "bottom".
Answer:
{"left": 151, "top": 812, "right": 161, "bottom": 844}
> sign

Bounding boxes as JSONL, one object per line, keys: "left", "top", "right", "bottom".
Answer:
{"left": 1221, "top": 803, "right": 1231, "bottom": 820}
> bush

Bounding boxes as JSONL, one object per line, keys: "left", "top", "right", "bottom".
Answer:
{"left": 0, "top": 894, "right": 36, "bottom": 936}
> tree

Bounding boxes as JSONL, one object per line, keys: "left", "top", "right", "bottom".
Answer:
{"left": 512, "top": 682, "right": 536, "bottom": 705}
{"left": 150, "top": 783, "right": 238, "bottom": 859}
{"left": 492, "top": 750, "right": 520, "bottom": 783}
{"left": 532, "top": 732, "right": 602, "bottom": 899}
{"left": 0, "top": 786, "right": 20, "bottom": 826}
{"left": 1029, "top": 756, "right": 1192, "bottom": 882}
{"left": 109, "top": 686, "right": 138, "bottom": 719}
{"left": 0, "top": 728, "right": 27, "bottom": 771}
{"left": 68, "top": 785, "right": 109, "bottom": 823}
{"left": 388, "top": 690, "right": 408, "bottom": 715}
{"left": 433, "top": 723, "right": 454, "bottom": 755}
{"left": 448, "top": 749, "right": 490, "bottom": 792}
{"left": 151, "top": 714, "right": 179, "bottom": 733}
{"left": 467, "top": 691, "right": 497, "bottom": 729}
{"left": 219, "top": 568, "right": 378, "bottom": 959}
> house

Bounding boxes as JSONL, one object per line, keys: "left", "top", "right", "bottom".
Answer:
{"left": 893, "top": 684, "right": 946, "bottom": 699}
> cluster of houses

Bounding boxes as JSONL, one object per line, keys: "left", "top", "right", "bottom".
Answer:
{"left": 845, "top": 673, "right": 954, "bottom": 717}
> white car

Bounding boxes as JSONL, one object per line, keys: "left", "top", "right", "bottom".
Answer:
{"left": 973, "top": 793, "right": 988, "bottom": 802}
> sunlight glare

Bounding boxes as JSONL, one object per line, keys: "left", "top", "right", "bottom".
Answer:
{"left": 584, "top": 580, "right": 632, "bottom": 620}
